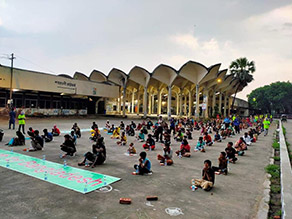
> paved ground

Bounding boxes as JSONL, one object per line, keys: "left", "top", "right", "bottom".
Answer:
{"left": 0, "top": 117, "right": 275, "bottom": 219}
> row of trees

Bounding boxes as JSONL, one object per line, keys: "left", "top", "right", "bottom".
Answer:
{"left": 248, "top": 82, "right": 292, "bottom": 114}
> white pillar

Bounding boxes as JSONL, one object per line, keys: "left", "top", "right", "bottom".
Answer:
{"left": 212, "top": 90, "right": 216, "bottom": 117}
{"left": 184, "top": 94, "right": 187, "bottom": 115}
{"left": 176, "top": 93, "right": 179, "bottom": 115}
{"left": 118, "top": 89, "right": 121, "bottom": 114}
{"left": 143, "top": 87, "right": 147, "bottom": 118}
{"left": 151, "top": 94, "right": 155, "bottom": 114}
{"left": 167, "top": 86, "right": 172, "bottom": 118}
{"left": 204, "top": 89, "right": 209, "bottom": 118}
{"left": 131, "top": 90, "right": 135, "bottom": 114}
{"left": 219, "top": 92, "right": 222, "bottom": 114}
{"left": 137, "top": 92, "right": 140, "bottom": 115}
{"left": 188, "top": 90, "right": 193, "bottom": 117}
{"left": 179, "top": 92, "right": 183, "bottom": 116}
{"left": 223, "top": 93, "right": 227, "bottom": 117}
{"left": 229, "top": 96, "right": 233, "bottom": 116}
{"left": 122, "top": 86, "right": 126, "bottom": 117}
{"left": 148, "top": 93, "right": 152, "bottom": 114}
{"left": 158, "top": 89, "right": 162, "bottom": 116}
{"left": 195, "top": 84, "right": 200, "bottom": 118}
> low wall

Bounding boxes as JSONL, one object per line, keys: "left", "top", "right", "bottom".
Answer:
{"left": 279, "top": 120, "right": 292, "bottom": 218}
{"left": 0, "top": 107, "right": 87, "bottom": 116}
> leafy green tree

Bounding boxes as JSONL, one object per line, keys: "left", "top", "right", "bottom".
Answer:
{"left": 248, "top": 81, "right": 292, "bottom": 114}
{"left": 229, "top": 57, "right": 255, "bottom": 112}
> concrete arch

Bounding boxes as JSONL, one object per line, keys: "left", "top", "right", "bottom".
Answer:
{"left": 152, "top": 64, "right": 178, "bottom": 86}
{"left": 89, "top": 70, "right": 107, "bottom": 83}
{"left": 128, "top": 66, "right": 151, "bottom": 87}
{"left": 178, "top": 61, "right": 208, "bottom": 84}
{"left": 107, "top": 68, "right": 128, "bottom": 86}
{"left": 73, "top": 72, "right": 89, "bottom": 81}
{"left": 58, "top": 74, "right": 73, "bottom": 79}
{"left": 199, "top": 63, "right": 221, "bottom": 85}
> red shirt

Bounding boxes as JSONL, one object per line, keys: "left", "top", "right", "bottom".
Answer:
{"left": 203, "top": 135, "right": 212, "bottom": 142}
{"left": 180, "top": 144, "right": 191, "bottom": 152}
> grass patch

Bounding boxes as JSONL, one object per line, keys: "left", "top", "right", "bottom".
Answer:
{"left": 272, "top": 140, "right": 280, "bottom": 149}
{"left": 273, "top": 156, "right": 280, "bottom": 161}
{"left": 271, "top": 185, "right": 281, "bottom": 193}
{"left": 265, "top": 164, "right": 280, "bottom": 179}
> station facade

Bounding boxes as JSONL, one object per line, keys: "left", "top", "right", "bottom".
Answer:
{"left": 0, "top": 61, "right": 248, "bottom": 118}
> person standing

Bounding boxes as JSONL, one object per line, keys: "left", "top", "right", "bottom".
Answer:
{"left": 263, "top": 118, "right": 271, "bottom": 136}
{"left": 18, "top": 111, "right": 26, "bottom": 134}
{"left": 9, "top": 108, "right": 16, "bottom": 129}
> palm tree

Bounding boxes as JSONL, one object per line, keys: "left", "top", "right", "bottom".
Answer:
{"left": 229, "top": 57, "right": 255, "bottom": 113}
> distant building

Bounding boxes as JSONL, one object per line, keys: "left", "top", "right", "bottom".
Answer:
{"left": 0, "top": 61, "right": 248, "bottom": 117}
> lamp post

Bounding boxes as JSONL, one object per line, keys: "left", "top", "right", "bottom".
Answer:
{"left": 8, "top": 53, "right": 16, "bottom": 108}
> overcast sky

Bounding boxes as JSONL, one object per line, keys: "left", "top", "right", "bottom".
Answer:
{"left": 0, "top": 0, "right": 291, "bottom": 99}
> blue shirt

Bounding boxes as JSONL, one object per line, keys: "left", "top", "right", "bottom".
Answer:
{"left": 9, "top": 111, "right": 16, "bottom": 121}
{"left": 143, "top": 158, "right": 151, "bottom": 171}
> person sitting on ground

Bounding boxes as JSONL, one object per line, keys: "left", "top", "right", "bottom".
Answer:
{"left": 234, "top": 137, "right": 247, "bottom": 155}
{"left": 147, "top": 119, "right": 153, "bottom": 130}
{"left": 126, "top": 125, "right": 135, "bottom": 136}
{"left": 225, "top": 142, "right": 238, "bottom": 163}
{"left": 90, "top": 128, "right": 100, "bottom": 141}
{"left": 117, "top": 131, "right": 127, "bottom": 146}
{"left": 132, "top": 151, "right": 152, "bottom": 175}
{"left": 136, "top": 123, "right": 142, "bottom": 131}
{"left": 7, "top": 131, "right": 25, "bottom": 146}
{"left": 130, "top": 121, "right": 136, "bottom": 130}
{"left": 108, "top": 124, "right": 115, "bottom": 134}
{"left": 78, "top": 137, "right": 106, "bottom": 168}
{"left": 243, "top": 132, "right": 252, "bottom": 146}
{"left": 174, "top": 130, "right": 184, "bottom": 142}
{"left": 42, "top": 129, "right": 53, "bottom": 142}
{"left": 27, "top": 127, "right": 35, "bottom": 137}
{"left": 51, "top": 125, "right": 60, "bottom": 136}
{"left": 127, "top": 142, "right": 137, "bottom": 155}
{"left": 111, "top": 127, "right": 120, "bottom": 139}
{"left": 192, "top": 160, "right": 215, "bottom": 191}
{"left": 203, "top": 132, "right": 213, "bottom": 146}
{"left": 137, "top": 130, "right": 145, "bottom": 142}
{"left": 105, "top": 120, "right": 111, "bottom": 130}
{"left": 195, "top": 137, "right": 206, "bottom": 152}
{"left": 120, "top": 121, "right": 125, "bottom": 130}
{"left": 163, "top": 130, "right": 171, "bottom": 145}
{"left": 141, "top": 126, "right": 148, "bottom": 135}
{"left": 72, "top": 123, "right": 81, "bottom": 138}
{"left": 212, "top": 152, "right": 228, "bottom": 175}
{"left": 60, "top": 134, "right": 76, "bottom": 158}
{"left": 91, "top": 122, "right": 98, "bottom": 130}
{"left": 157, "top": 142, "right": 173, "bottom": 166}
{"left": 214, "top": 131, "right": 222, "bottom": 142}
{"left": 186, "top": 129, "right": 192, "bottom": 140}
{"left": 176, "top": 139, "right": 191, "bottom": 157}
{"left": 143, "top": 134, "right": 155, "bottom": 151}
{"left": 24, "top": 130, "right": 43, "bottom": 151}
{"left": 70, "top": 130, "right": 77, "bottom": 145}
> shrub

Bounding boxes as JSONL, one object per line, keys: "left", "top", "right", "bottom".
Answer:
{"left": 273, "top": 156, "right": 280, "bottom": 161}
{"left": 265, "top": 164, "right": 280, "bottom": 179}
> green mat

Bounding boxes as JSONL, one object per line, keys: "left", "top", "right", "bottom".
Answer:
{"left": 0, "top": 149, "right": 120, "bottom": 194}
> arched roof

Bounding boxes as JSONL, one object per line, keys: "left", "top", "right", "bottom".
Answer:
{"left": 58, "top": 74, "right": 72, "bottom": 79}
{"left": 199, "top": 63, "right": 221, "bottom": 85}
{"left": 152, "top": 64, "right": 178, "bottom": 86}
{"left": 107, "top": 68, "right": 128, "bottom": 86}
{"left": 178, "top": 61, "right": 208, "bottom": 84}
{"left": 73, "top": 72, "right": 89, "bottom": 81}
{"left": 89, "top": 70, "right": 107, "bottom": 83}
{"left": 128, "top": 66, "right": 151, "bottom": 87}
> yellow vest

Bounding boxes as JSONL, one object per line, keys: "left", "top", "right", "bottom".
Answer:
{"left": 18, "top": 114, "right": 26, "bottom": 125}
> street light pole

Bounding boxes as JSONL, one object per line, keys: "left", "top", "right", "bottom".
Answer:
{"left": 9, "top": 53, "right": 16, "bottom": 102}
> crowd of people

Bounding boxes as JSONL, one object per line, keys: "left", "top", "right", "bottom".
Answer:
{"left": 5, "top": 108, "right": 273, "bottom": 191}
